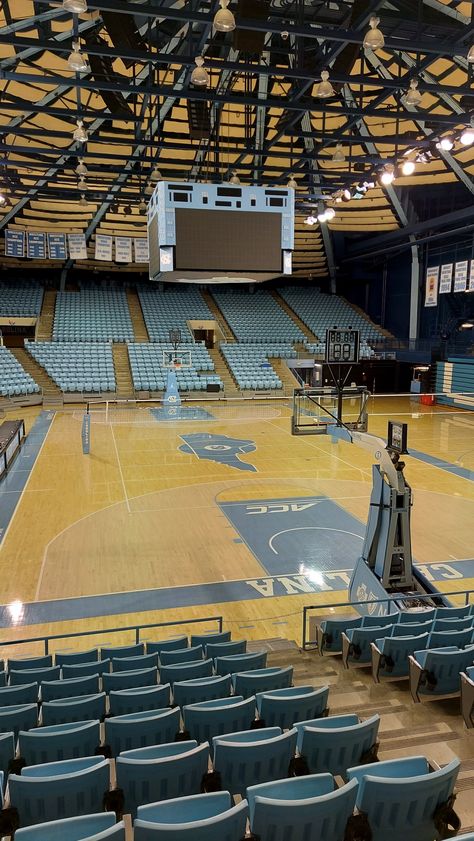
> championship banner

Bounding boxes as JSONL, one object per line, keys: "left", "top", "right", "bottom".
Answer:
{"left": 115, "top": 236, "right": 132, "bottom": 263}
{"left": 26, "top": 232, "right": 46, "bottom": 259}
{"left": 95, "top": 234, "right": 113, "bottom": 262}
{"left": 47, "top": 233, "right": 67, "bottom": 260}
{"left": 68, "top": 233, "right": 87, "bottom": 260}
{"left": 5, "top": 230, "right": 25, "bottom": 258}
{"left": 454, "top": 260, "right": 468, "bottom": 292}
{"left": 469, "top": 260, "right": 474, "bottom": 292}
{"left": 424, "top": 266, "right": 439, "bottom": 307}
{"left": 134, "top": 238, "right": 149, "bottom": 263}
{"left": 439, "top": 263, "right": 453, "bottom": 294}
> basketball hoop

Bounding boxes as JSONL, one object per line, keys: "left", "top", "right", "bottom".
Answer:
{"left": 173, "top": 362, "right": 182, "bottom": 371}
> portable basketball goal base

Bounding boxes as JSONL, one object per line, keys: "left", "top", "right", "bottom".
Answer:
{"left": 162, "top": 328, "right": 192, "bottom": 415}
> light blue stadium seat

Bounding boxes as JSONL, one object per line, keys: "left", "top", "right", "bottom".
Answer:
{"left": 342, "top": 626, "right": 392, "bottom": 668}
{"left": 205, "top": 641, "right": 246, "bottom": 659}
{"left": 159, "top": 659, "right": 213, "bottom": 687}
{"left": 15, "top": 813, "right": 125, "bottom": 841}
{"left": 101, "top": 644, "right": 144, "bottom": 661}
{"left": 247, "top": 774, "right": 359, "bottom": 841}
{"left": 41, "top": 675, "right": 100, "bottom": 703}
{"left": 390, "top": 621, "right": 433, "bottom": 637}
{"left": 109, "top": 685, "right": 171, "bottom": 717}
{"left": 427, "top": 628, "right": 473, "bottom": 649}
{"left": 8, "top": 656, "right": 52, "bottom": 673}
{"left": 10, "top": 666, "right": 61, "bottom": 686}
{"left": 432, "top": 617, "right": 473, "bottom": 632}
{"left": 397, "top": 609, "right": 436, "bottom": 623}
{"left": 347, "top": 755, "right": 461, "bottom": 841}
{"left": 42, "top": 693, "right": 106, "bottom": 726}
{"left": 213, "top": 727, "right": 298, "bottom": 795}
{"left": 112, "top": 653, "right": 159, "bottom": 672}
{"left": 0, "top": 731, "right": 15, "bottom": 783}
{"left": 102, "top": 667, "right": 158, "bottom": 694}
{"left": 436, "top": 604, "right": 472, "bottom": 619}
{"left": 461, "top": 664, "right": 474, "bottom": 728}
{"left": 372, "top": 632, "right": 430, "bottom": 682}
{"left": 360, "top": 615, "right": 398, "bottom": 628}
{"left": 9, "top": 756, "right": 111, "bottom": 827}
{"left": 55, "top": 650, "right": 99, "bottom": 666}
{"left": 189, "top": 631, "right": 231, "bottom": 648}
{"left": 183, "top": 695, "right": 256, "bottom": 744}
{"left": 0, "top": 682, "right": 38, "bottom": 707}
{"left": 214, "top": 650, "right": 267, "bottom": 677}
{"left": 317, "top": 617, "right": 362, "bottom": 654}
{"left": 62, "top": 660, "right": 111, "bottom": 680}
{"left": 295, "top": 713, "right": 380, "bottom": 777}
{"left": 134, "top": 791, "right": 248, "bottom": 841}
{"left": 159, "top": 646, "right": 203, "bottom": 666}
{"left": 18, "top": 720, "right": 101, "bottom": 765}
{"left": 105, "top": 707, "right": 180, "bottom": 756}
{"left": 172, "top": 675, "right": 231, "bottom": 709}
{"left": 232, "top": 666, "right": 293, "bottom": 699}
{"left": 116, "top": 740, "right": 209, "bottom": 817}
{"left": 256, "top": 685, "right": 329, "bottom": 729}
{"left": 410, "top": 644, "right": 474, "bottom": 701}
{"left": 0, "top": 703, "right": 37, "bottom": 735}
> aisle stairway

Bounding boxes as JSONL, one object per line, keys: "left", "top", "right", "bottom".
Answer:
{"left": 201, "top": 291, "right": 236, "bottom": 342}
{"left": 269, "top": 357, "right": 302, "bottom": 392}
{"left": 127, "top": 289, "right": 149, "bottom": 342}
{"left": 271, "top": 291, "right": 317, "bottom": 342}
{"left": 340, "top": 297, "right": 394, "bottom": 339}
{"left": 12, "top": 347, "right": 62, "bottom": 403}
{"left": 36, "top": 290, "right": 56, "bottom": 341}
{"left": 208, "top": 348, "right": 239, "bottom": 396}
{"left": 112, "top": 343, "right": 134, "bottom": 397}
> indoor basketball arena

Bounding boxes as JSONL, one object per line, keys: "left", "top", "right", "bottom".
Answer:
{"left": 0, "top": 1, "right": 474, "bottom": 839}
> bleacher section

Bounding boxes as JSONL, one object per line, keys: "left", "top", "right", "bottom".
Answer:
{"left": 279, "top": 286, "right": 384, "bottom": 343}
{"left": 138, "top": 289, "right": 214, "bottom": 343}
{"left": 26, "top": 342, "right": 116, "bottom": 393}
{"left": 0, "top": 346, "right": 40, "bottom": 397}
{"left": 213, "top": 291, "right": 306, "bottom": 343}
{"left": 0, "top": 282, "right": 43, "bottom": 316}
{"left": 221, "top": 344, "right": 296, "bottom": 390}
{"left": 53, "top": 290, "right": 133, "bottom": 342}
{"left": 435, "top": 358, "right": 474, "bottom": 409}
{"left": 128, "top": 343, "right": 222, "bottom": 392}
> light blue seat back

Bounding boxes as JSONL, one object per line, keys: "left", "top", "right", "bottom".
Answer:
{"left": 0, "top": 703, "right": 37, "bottom": 735}
{"left": 256, "top": 685, "right": 329, "bottom": 729}
{"left": 159, "top": 659, "right": 213, "bottom": 687}
{"left": 102, "top": 667, "right": 158, "bottom": 694}
{"left": 297, "top": 714, "right": 380, "bottom": 777}
{"left": 14, "top": 813, "right": 123, "bottom": 841}
{"left": 0, "top": 731, "right": 15, "bottom": 783}
{"left": 247, "top": 775, "right": 359, "bottom": 841}
{"left": 347, "top": 756, "right": 461, "bottom": 841}
{"left": 10, "top": 666, "right": 61, "bottom": 686}
{"left": 41, "top": 676, "right": 100, "bottom": 703}
{"left": 105, "top": 707, "right": 180, "bottom": 756}
{"left": 391, "top": 621, "right": 432, "bottom": 637}
{"left": 190, "top": 631, "right": 231, "bottom": 648}
{"left": 62, "top": 660, "right": 110, "bottom": 680}
{"left": 159, "top": 646, "right": 203, "bottom": 666}
{"left": 172, "top": 675, "right": 231, "bottom": 708}
{"left": 112, "top": 653, "right": 159, "bottom": 673}
{"left": 42, "top": 693, "right": 106, "bottom": 726}
{"left": 436, "top": 604, "right": 472, "bottom": 619}
{"left": 360, "top": 615, "right": 397, "bottom": 628}
{"left": 215, "top": 650, "right": 267, "bottom": 677}
{"left": 8, "top": 656, "right": 52, "bottom": 673}
{"left": 55, "top": 649, "right": 99, "bottom": 666}
{"left": 377, "top": 633, "right": 430, "bottom": 678}
{"left": 205, "top": 641, "right": 246, "bottom": 659}
{"left": 416, "top": 645, "right": 474, "bottom": 696}
{"left": 319, "top": 617, "right": 362, "bottom": 653}
{"left": 134, "top": 791, "right": 248, "bottom": 841}
{"left": 345, "top": 627, "right": 390, "bottom": 664}
{"left": 232, "top": 666, "right": 293, "bottom": 699}
{"left": 19, "top": 720, "right": 100, "bottom": 765}
{"left": 101, "top": 644, "right": 144, "bottom": 661}
{"left": 0, "top": 672, "right": 6, "bottom": 688}
{"left": 432, "top": 617, "right": 473, "bottom": 632}
{"left": 213, "top": 727, "right": 298, "bottom": 795}
{"left": 116, "top": 740, "right": 209, "bottom": 817}
{"left": 397, "top": 609, "right": 436, "bottom": 623}
{"left": 109, "top": 685, "right": 170, "bottom": 717}
{"left": 146, "top": 637, "right": 188, "bottom": 656}
{"left": 427, "top": 628, "right": 473, "bottom": 649}
{"left": 183, "top": 696, "right": 255, "bottom": 744}
{"left": 9, "top": 756, "right": 111, "bottom": 827}
{"left": 0, "top": 682, "right": 38, "bottom": 706}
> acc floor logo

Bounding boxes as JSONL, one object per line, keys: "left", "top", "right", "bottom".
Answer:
{"left": 179, "top": 433, "right": 257, "bottom": 472}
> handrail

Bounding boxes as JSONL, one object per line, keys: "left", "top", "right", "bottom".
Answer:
{"left": 302, "top": 589, "right": 474, "bottom": 650}
{"left": 0, "top": 615, "right": 223, "bottom": 657}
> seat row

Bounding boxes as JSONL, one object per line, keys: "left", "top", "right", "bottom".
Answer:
{"left": 213, "top": 291, "right": 306, "bottom": 343}
{"left": 53, "top": 290, "right": 134, "bottom": 342}
{"left": 137, "top": 289, "right": 214, "bottom": 343}
{"left": 0, "top": 283, "right": 43, "bottom": 317}
{"left": 278, "top": 285, "right": 384, "bottom": 343}
{"left": 0, "top": 346, "right": 40, "bottom": 397}
{"left": 25, "top": 341, "right": 116, "bottom": 393}
{"left": 127, "top": 343, "right": 221, "bottom": 393}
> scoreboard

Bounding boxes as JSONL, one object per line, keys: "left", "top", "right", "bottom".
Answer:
{"left": 325, "top": 329, "right": 360, "bottom": 364}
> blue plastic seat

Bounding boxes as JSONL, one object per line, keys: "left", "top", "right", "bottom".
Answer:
{"left": 116, "top": 740, "right": 209, "bottom": 817}
{"left": 159, "top": 659, "right": 213, "bottom": 687}
{"left": 436, "top": 604, "right": 472, "bottom": 619}
{"left": 109, "top": 684, "right": 170, "bottom": 717}
{"left": 62, "top": 660, "right": 111, "bottom": 680}
{"left": 42, "top": 693, "right": 106, "bottom": 726}
{"left": 461, "top": 664, "right": 474, "bottom": 728}
{"left": 347, "top": 755, "right": 461, "bottom": 841}
{"left": 317, "top": 617, "right": 362, "bottom": 654}
{"left": 55, "top": 649, "right": 99, "bottom": 667}
{"left": 390, "top": 621, "right": 433, "bottom": 637}
{"left": 10, "top": 666, "right": 61, "bottom": 686}
{"left": 432, "top": 616, "right": 473, "bottom": 632}
{"left": 213, "top": 727, "right": 298, "bottom": 795}
{"left": 41, "top": 675, "right": 100, "bottom": 703}
{"left": 342, "top": 626, "right": 392, "bottom": 668}
{"left": 372, "top": 633, "right": 430, "bottom": 682}
{"left": 134, "top": 791, "right": 248, "bottom": 841}
{"left": 397, "top": 609, "right": 436, "bottom": 623}
{"left": 159, "top": 646, "right": 203, "bottom": 666}
{"left": 15, "top": 814, "right": 125, "bottom": 841}
{"left": 0, "top": 731, "right": 15, "bottom": 783}
{"left": 215, "top": 650, "right": 267, "bottom": 677}
{"left": 256, "top": 685, "right": 329, "bottom": 729}
{"left": 410, "top": 644, "right": 474, "bottom": 701}
{"left": 189, "top": 631, "right": 231, "bottom": 648}
{"left": 360, "top": 615, "right": 398, "bottom": 628}
{"left": 295, "top": 713, "right": 380, "bottom": 777}
{"left": 205, "top": 641, "right": 246, "bottom": 659}
{"left": 183, "top": 695, "right": 256, "bottom": 744}
{"left": 9, "top": 756, "right": 111, "bottom": 827}
{"left": 0, "top": 702, "right": 37, "bottom": 735}
{"left": 172, "top": 674, "right": 231, "bottom": 708}
{"left": 18, "top": 720, "right": 101, "bottom": 765}
{"left": 427, "top": 628, "right": 473, "bottom": 649}
{"left": 105, "top": 707, "right": 180, "bottom": 756}
{"left": 8, "top": 656, "right": 52, "bottom": 673}
{"left": 232, "top": 666, "right": 293, "bottom": 699}
{"left": 247, "top": 774, "right": 358, "bottom": 841}
{"left": 103, "top": 667, "right": 158, "bottom": 694}
{"left": 112, "top": 653, "right": 159, "bottom": 672}
{"left": 101, "top": 643, "right": 144, "bottom": 661}
{"left": 0, "top": 682, "right": 38, "bottom": 706}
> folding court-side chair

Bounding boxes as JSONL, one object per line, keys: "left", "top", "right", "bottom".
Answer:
{"left": 116, "top": 740, "right": 209, "bottom": 817}
{"left": 371, "top": 632, "right": 430, "bottom": 682}
{"left": 159, "top": 646, "right": 203, "bottom": 666}
{"left": 256, "top": 685, "right": 329, "bottom": 730}
{"left": 105, "top": 707, "right": 180, "bottom": 756}
{"left": 247, "top": 774, "right": 359, "bottom": 841}
{"left": 111, "top": 653, "right": 159, "bottom": 672}
{"left": 189, "top": 631, "right": 231, "bottom": 648}
{"left": 0, "top": 682, "right": 38, "bottom": 707}
{"left": 294, "top": 713, "right": 380, "bottom": 778}
{"left": 134, "top": 791, "right": 248, "bottom": 841}
{"left": 102, "top": 667, "right": 158, "bottom": 694}
{"left": 15, "top": 813, "right": 125, "bottom": 841}
{"left": 159, "top": 659, "right": 213, "bottom": 687}
{"left": 41, "top": 693, "right": 106, "bottom": 726}
{"left": 146, "top": 636, "right": 188, "bottom": 656}
{"left": 55, "top": 649, "right": 99, "bottom": 667}
{"left": 0, "top": 703, "right": 38, "bottom": 736}
{"left": 41, "top": 675, "right": 100, "bottom": 703}
{"left": 183, "top": 695, "right": 256, "bottom": 744}
{"left": 18, "top": 720, "right": 101, "bottom": 766}
{"left": 409, "top": 644, "right": 474, "bottom": 702}
{"left": 212, "top": 727, "right": 298, "bottom": 795}
{"left": 109, "top": 684, "right": 170, "bottom": 717}
{"left": 232, "top": 666, "right": 293, "bottom": 699}
{"left": 214, "top": 650, "right": 267, "bottom": 677}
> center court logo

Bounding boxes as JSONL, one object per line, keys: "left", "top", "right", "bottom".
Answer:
{"left": 179, "top": 433, "right": 257, "bottom": 472}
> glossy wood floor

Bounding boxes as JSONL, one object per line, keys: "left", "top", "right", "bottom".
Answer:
{"left": 0, "top": 397, "right": 473, "bottom": 652}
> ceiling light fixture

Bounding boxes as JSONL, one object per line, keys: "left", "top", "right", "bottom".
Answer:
{"left": 68, "top": 41, "right": 88, "bottom": 72}
{"left": 401, "top": 159, "right": 416, "bottom": 176}
{"left": 150, "top": 165, "right": 162, "bottom": 181}
{"left": 380, "top": 163, "right": 395, "bottom": 186}
{"left": 78, "top": 193, "right": 88, "bottom": 207}
{"left": 363, "top": 16, "right": 385, "bottom": 51}
{"left": 342, "top": 188, "right": 352, "bottom": 202}
{"left": 315, "top": 70, "right": 334, "bottom": 99}
{"left": 229, "top": 171, "right": 240, "bottom": 185}
{"left": 191, "top": 56, "right": 209, "bottom": 87}
{"left": 460, "top": 125, "right": 474, "bottom": 146}
{"left": 213, "top": 0, "right": 236, "bottom": 32}
{"left": 436, "top": 135, "right": 454, "bottom": 151}
{"left": 138, "top": 199, "right": 147, "bottom": 214}
{"left": 304, "top": 215, "right": 317, "bottom": 226}
{"left": 404, "top": 79, "right": 421, "bottom": 107}
{"left": 468, "top": 45, "right": 474, "bottom": 63}
{"left": 287, "top": 173, "right": 297, "bottom": 189}
{"left": 63, "top": 0, "right": 88, "bottom": 12}
{"left": 73, "top": 119, "right": 88, "bottom": 143}
{"left": 0, "top": 192, "right": 6, "bottom": 207}
{"left": 75, "top": 159, "right": 88, "bottom": 176}
{"left": 78, "top": 177, "right": 87, "bottom": 190}
{"left": 325, "top": 207, "right": 336, "bottom": 220}
{"left": 332, "top": 144, "right": 345, "bottom": 163}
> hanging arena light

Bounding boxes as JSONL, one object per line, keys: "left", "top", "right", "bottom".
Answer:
{"left": 75, "top": 159, "right": 88, "bottom": 176}
{"left": 363, "top": 16, "right": 385, "bottom": 51}
{"left": 229, "top": 171, "right": 241, "bottom": 185}
{"left": 191, "top": 56, "right": 210, "bottom": 87}
{"left": 73, "top": 119, "right": 88, "bottom": 143}
{"left": 436, "top": 136, "right": 454, "bottom": 151}
{"left": 63, "top": 0, "right": 88, "bottom": 12}
{"left": 402, "top": 159, "right": 416, "bottom": 176}
{"left": 68, "top": 42, "right": 89, "bottom": 72}
{"left": 404, "top": 79, "right": 421, "bottom": 107}
{"left": 78, "top": 193, "right": 88, "bottom": 207}
{"left": 332, "top": 144, "right": 345, "bottom": 163}
{"left": 287, "top": 174, "right": 297, "bottom": 189}
{"left": 315, "top": 70, "right": 335, "bottom": 99}
{"left": 380, "top": 164, "right": 395, "bottom": 185}
{"left": 213, "top": 0, "right": 236, "bottom": 32}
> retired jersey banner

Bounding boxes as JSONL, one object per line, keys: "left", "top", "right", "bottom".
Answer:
{"left": 5, "top": 230, "right": 25, "bottom": 258}
{"left": 469, "top": 260, "right": 474, "bottom": 292}
{"left": 27, "top": 232, "right": 46, "bottom": 259}
{"left": 439, "top": 263, "right": 453, "bottom": 294}
{"left": 134, "top": 238, "right": 149, "bottom": 263}
{"left": 68, "top": 233, "right": 87, "bottom": 260}
{"left": 95, "top": 234, "right": 113, "bottom": 262}
{"left": 454, "top": 260, "right": 468, "bottom": 292}
{"left": 115, "top": 236, "right": 132, "bottom": 263}
{"left": 424, "top": 266, "right": 439, "bottom": 307}
{"left": 47, "top": 233, "right": 67, "bottom": 260}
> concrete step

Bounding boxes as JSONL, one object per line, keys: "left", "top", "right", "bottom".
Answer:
{"left": 36, "top": 290, "right": 56, "bottom": 342}
{"left": 127, "top": 290, "right": 149, "bottom": 342}
{"left": 201, "top": 291, "right": 236, "bottom": 342}
{"left": 271, "top": 291, "right": 318, "bottom": 342}
{"left": 269, "top": 357, "right": 302, "bottom": 391}
{"left": 12, "top": 347, "right": 61, "bottom": 395}
{"left": 208, "top": 347, "right": 240, "bottom": 396}
{"left": 112, "top": 343, "right": 134, "bottom": 396}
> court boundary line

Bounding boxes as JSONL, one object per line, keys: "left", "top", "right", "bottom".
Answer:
{"left": 110, "top": 422, "right": 131, "bottom": 514}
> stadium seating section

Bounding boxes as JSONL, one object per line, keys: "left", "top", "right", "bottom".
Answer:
{"left": 435, "top": 358, "right": 474, "bottom": 410}
{"left": 221, "top": 344, "right": 296, "bottom": 390}
{"left": 53, "top": 290, "right": 133, "bottom": 342}
{"left": 138, "top": 288, "right": 214, "bottom": 343}
{"left": 213, "top": 290, "right": 306, "bottom": 343}
{"left": 306, "top": 339, "right": 375, "bottom": 358}
{"left": 0, "top": 346, "right": 40, "bottom": 397}
{"left": 128, "top": 343, "right": 221, "bottom": 392}
{"left": 279, "top": 286, "right": 384, "bottom": 343}
{"left": 26, "top": 342, "right": 116, "bottom": 393}
{"left": 0, "top": 283, "right": 43, "bottom": 316}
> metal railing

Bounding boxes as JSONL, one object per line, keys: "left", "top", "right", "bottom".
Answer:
{"left": 0, "top": 615, "right": 223, "bottom": 657}
{"left": 302, "top": 589, "right": 474, "bottom": 650}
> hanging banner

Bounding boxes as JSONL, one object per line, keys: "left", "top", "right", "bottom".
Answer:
{"left": 115, "top": 236, "right": 132, "bottom": 263}
{"left": 47, "top": 233, "right": 67, "bottom": 260}
{"left": 469, "top": 260, "right": 474, "bottom": 292}
{"left": 26, "top": 232, "right": 46, "bottom": 259}
{"left": 5, "top": 230, "right": 25, "bottom": 258}
{"left": 134, "top": 238, "right": 149, "bottom": 263}
{"left": 454, "top": 260, "right": 468, "bottom": 292}
{"left": 68, "top": 233, "right": 87, "bottom": 260}
{"left": 439, "top": 263, "right": 453, "bottom": 294}
{"left": 95, "top": 234, "right": 113, "bottom": 262}
{"left": 424, "top": 265, "right": 439, "bottom": 307}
